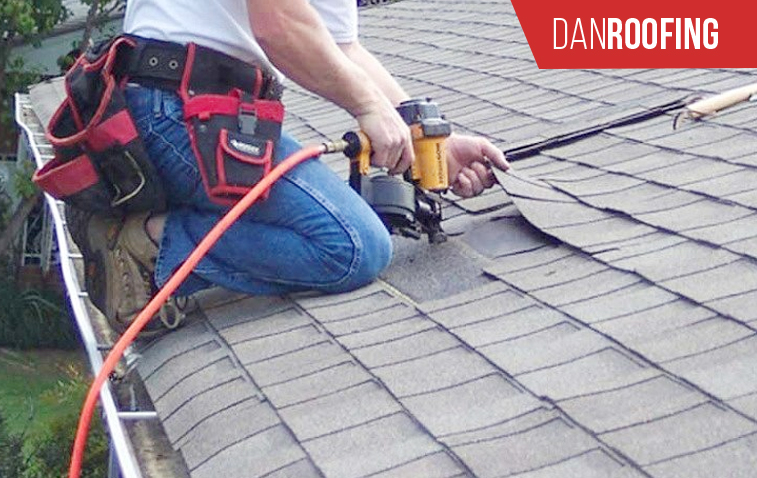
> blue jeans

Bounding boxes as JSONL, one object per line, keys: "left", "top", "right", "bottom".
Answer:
{"left": 123, "top": 86, "right": 392, "bottom": 296}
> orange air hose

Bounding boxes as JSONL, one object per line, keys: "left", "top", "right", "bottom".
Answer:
{"left": 69, "top": 143, "right": 328, "bottom": 478}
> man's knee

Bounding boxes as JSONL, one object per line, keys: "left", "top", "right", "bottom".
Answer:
{"left": 327, "top": 224, "right": 392, "bottom": 293}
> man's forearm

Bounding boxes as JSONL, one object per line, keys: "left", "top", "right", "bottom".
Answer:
{"left": 338, "top": 41, "right": 410, "bottom": 106}
{"left": 248, "top": 0, "right": 386, "bottom": 117}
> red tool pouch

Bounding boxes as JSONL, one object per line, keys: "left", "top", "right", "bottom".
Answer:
{"left": 179, "top": 43, "right": 284, "bottom": 206}
{"left": 34, "top": 37, "right": 166, "bottom": 215}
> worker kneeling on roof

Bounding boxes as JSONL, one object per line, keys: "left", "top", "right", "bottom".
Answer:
{"left": 44, "top": 0, "right": 508, "bottom": 336}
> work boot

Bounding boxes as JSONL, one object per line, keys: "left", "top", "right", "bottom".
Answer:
{"left": 69, "top": 208, "right": 185, "bottom": 337}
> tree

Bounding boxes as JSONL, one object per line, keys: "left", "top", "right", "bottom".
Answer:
{"left": 0, "top": 0, "right": 68, "bottom": 149}
{"left": 0, "top": 0, "right": 66, "bottom": 271}
{"left": 1, "top": 1, "right": 123, "bottom": 268}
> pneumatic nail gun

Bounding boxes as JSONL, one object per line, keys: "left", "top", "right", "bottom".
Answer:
{"left": 343, "top": 98, "right": 451, "bottom": 244}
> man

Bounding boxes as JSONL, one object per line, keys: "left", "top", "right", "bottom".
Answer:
{"left": 76, "top": 0, "right": 508, "bottom": 334}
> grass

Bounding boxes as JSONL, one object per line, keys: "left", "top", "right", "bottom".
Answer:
{"left": 0, "top": 347, "right": 88, "bottom": 438}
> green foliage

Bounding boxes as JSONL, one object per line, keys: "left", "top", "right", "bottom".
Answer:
{"left": 12, "top": 160, "right": 37, "bottom": 199}
{"left": 0, "top": 363, "right": 108, "bottom": 478}
{"left": 1, "top": 0, "right": 67, "bottom": 150}
{"left": 0, "top": 412, "right": 28, "bottom": 478}
{"left": 25, "top": 365, "right": 108, "bottom": 478}
{"left": 0, "top": 278, "right": 78, "bottom": 349}
{"left": 0, "top": 0, "right": 68, "bottom": 41}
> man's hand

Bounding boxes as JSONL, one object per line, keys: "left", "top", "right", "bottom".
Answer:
{"left": 354, "top": 99, "right": 415, "bottom": 175}
{"left": 446, "top": 133, "right": 509, "bottom": 198}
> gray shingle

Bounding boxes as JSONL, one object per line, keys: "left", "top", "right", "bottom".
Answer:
{"left": 632, "top": 318, "right": 754, "bottom": 364}
{"left": 639, "top": 157, "right": 742, "bottom": 186}
{"left": 600, "top": 403, "right": 757, "bottom": 465}
{"left": 645, "top": 432, "right": 757, "bottom": 478}
{"left": 154, "top": 356, "right": 248, "bottom": 418}
{"left": 602, "top": 149, "right": 695, "bottom": 176}
{"left": 232, "top": 325, "right": 329, "bottom": 364}
{"left": 559, "top": 376, "right": 707, "bottom": 433}
{"left": 351, "top": 327, "right": 461, "bottom": 367}
{"left": 548, "top": 173, "right": 645, "bottom": 197}
{"left": 177, "top": 399, "right": 281, "bottom": 470}
{"left": 686, "top": 349, "right": 757, "bottom": 401}
{"left": 529, "top": 269, "right": 639, "bottom": 307}
{"left": 244, "top": 341, "right": 350, "bottom": 386}
{"left": 562, "top": 283, "right": 677, "bottom": 324}
{"left": 496, "top": 253, "right": 609, "bottom": 292}
{"left": 483, "top": 245, "right": 574, "bottom": 276}
{"left": 305, "top": 291, "right": 399, "bottom": 322}
{"left": 143, "top": 342, "right": 228, "bottom": 400}
{"left": 685, "top": 170, "right": 757, "bottom": 198}
{"left": 662, "top": 260, "right": 757, "bottom": 302}
{"left": 191, "top": 425, "right": 310, "bottom": 478}
{"left": 688, "top": 131, "right": 757, "bottom": 161}
{"left": 543, "top": 217, "right": 657, "bottom": 249}
{"left": 278, "top": 382, "right": 402, "bottom": 441}
{"left": 264, "top": 459, "right": 322, "bottom": 478}
{"left": 706, "top": 290, "right": 757, "bottom": 323}
{"left": 424, "top": 289, "right": 534, "bottom": 329}
{"left": 137, "top": 322, "right": 215, "bottom": 379}
{"left": 684, "top": 214, "right": 757, "bottom": 245}
{"left": 452, "top": 305, "right": 566, "bottom": 347}
{"left": 324, "top": 302, "right": 420, "bottom": 337}
{"left": 202, "top": 296, "right": 293, "bottom": 330}
{"left": 215, "top": 307, "right": 310, "bottom": 345}
{"left": 163, "top": 378, "right": 261, "bottom": 442}
{"left": 612, "top": 241, "right": 737, "bottom": 282}
{"left": 637, "top": 200, "right": 752, "bottom": 232}
{"left": 372, "top": 347, "right": 495, "bottom": 397}
{"left": 402, "top": 374, "right": 537, "bottom": 437}
{"left": 517, "top": 349, "right": 650, "bottom": 400}
{"left": 338, "top": 316, "right": 437, "bottom": 349}
{"left": 262, "top": 362, "right": 371, "bottom": 408}
{"left": 303, "top": 413, "right": 443, "bottom": 478}
{"left": 494, "top": 329, "right": 613, "bottom": 376}
{"left": 452, "top": 417, "right": 601, "bottom": 477}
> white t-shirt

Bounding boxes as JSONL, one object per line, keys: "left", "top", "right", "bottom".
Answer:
{"left": 123, "top": 0, "right": 358, "bottom": 80}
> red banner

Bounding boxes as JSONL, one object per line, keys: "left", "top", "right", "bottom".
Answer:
{"left": 510, "top": 0, "right": 754, "bottom": 68}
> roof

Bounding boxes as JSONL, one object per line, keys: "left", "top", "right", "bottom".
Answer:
{"left": 20, "top": 0, "right": 757, "bottom": 476}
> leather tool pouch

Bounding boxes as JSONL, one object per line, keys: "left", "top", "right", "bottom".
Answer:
{"left": 179, "top": 43, "right": 284, "bottom": 206}
{"left": 35, "top": 37, "right": 166, "bottom": 215}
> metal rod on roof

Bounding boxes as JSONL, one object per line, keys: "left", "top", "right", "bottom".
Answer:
{"left": 503, "top": 97, "right": 689, "bottom": 162}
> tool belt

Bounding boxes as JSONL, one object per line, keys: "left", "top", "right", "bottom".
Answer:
{"left": 35, "top": 36, "right": 165, "bottom": 215}
{"left": 35, "top": 35, "right": 284, "bottom": 213}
